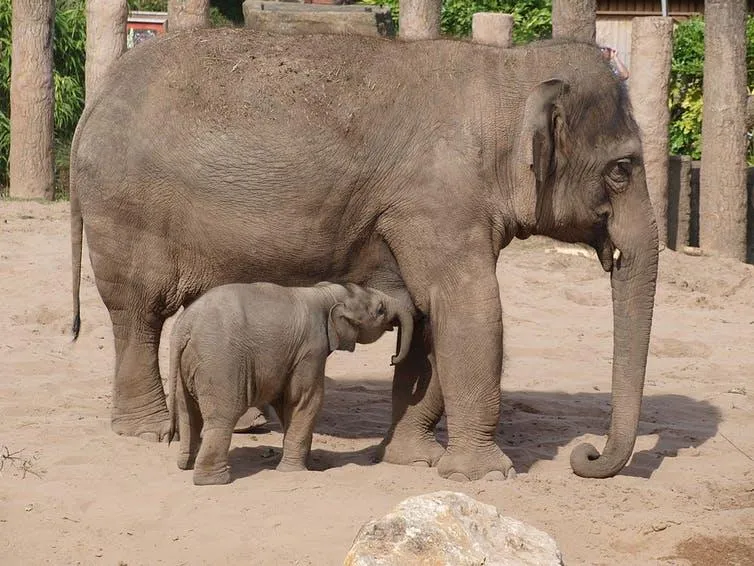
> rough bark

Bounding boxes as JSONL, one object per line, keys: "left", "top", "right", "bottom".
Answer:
{"left": 629, "top": 17, "right": 674, "bottom": 247}
{"left": 471, "top": 12, "right": 513, "bottom": 48}
{"left": 700, "top": 0, "right": 748, "bottom": 260}
{"left": 551, "top": 0, "right": 595, "bottom": 42}
{"left": 168, "top": 0, "right": 210, "bottom": 32}
{"left": 9, "top": 0, "right": 55, "bottom": 200}
{"left": 398, "top": 0, "right": 441, "bottom": 40}
{"left": 85, "top": 0, "right": 128, "bottom": 103}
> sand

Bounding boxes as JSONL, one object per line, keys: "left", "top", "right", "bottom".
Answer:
{"left": 1, "top": 200, "right": 753, "bottom": 565}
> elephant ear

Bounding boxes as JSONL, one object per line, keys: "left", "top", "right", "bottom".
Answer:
{"left": 513, "top": 78, "right": 570, "bottom": 230}
{"left": 327, "top": 303, "right": 358, "bottom": 353}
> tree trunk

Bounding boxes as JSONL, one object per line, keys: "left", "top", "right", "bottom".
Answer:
{"left": 168, "top": 0, "right": 210, "bottom": 32}
{"left": 551, "top": 0, "right": 596, "bottom": 43}
{"left": 700, "top": 0, "right": 747, "bottom": 260}
{"left": 9, "top": 0, "right": 55, "bottom": 200}
{"left": 399, "top": 0, "right": 441, "bottom": 40}
{"left": 85, "top": 0, "right": 128, "bottom": 104}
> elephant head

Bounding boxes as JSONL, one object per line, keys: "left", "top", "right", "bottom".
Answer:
{"left": 327, "top": 284, "right": 415, "bottom": 366}
{"left": 510, "top": 50, "right": 659, "bottom": 478}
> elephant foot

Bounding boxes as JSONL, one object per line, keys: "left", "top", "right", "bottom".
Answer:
{"left": 177, "top": 451, "right": 197, "bottom": 470}
{"left": 437, "top": 443, "right": 515, "bottom": 482}
{"left": 112, "top": 408, "right": 172, "bottom": 443}
{"left": 193, "top": 466, "right": 231, "bottom": 486}
{"left": 376, "top": 428, "right": 445, "bottom": 467}
{"left": 276, "top": 460, "right": 308, "bottom": 472}
{"left": 234, "top": 406, "right": 269, "bottom": 433}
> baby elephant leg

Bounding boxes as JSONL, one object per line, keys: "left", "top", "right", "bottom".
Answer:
{"left": 277, "top": 361, "right": 325, "bottom": 472}
{"left": 176, "top": 377, "right": 203, "bottom": 470}
{"left": 193, "top": 424, "right": 235, "bottom": 485}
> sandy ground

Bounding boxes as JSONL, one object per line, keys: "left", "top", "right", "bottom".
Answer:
{"left": 1, "top": 199, "right": 753, "bottom": 566}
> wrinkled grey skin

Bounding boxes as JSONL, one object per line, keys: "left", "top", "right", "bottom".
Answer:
{"left": 169, "top": 281, "right": 413, "bottom": 485}
{"left": 70, "top": 29, "right": 657, "bottom": 481}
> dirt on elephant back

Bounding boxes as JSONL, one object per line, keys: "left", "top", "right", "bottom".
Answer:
{"left": 1, "top": 200, "right": 753, "bottom": 565}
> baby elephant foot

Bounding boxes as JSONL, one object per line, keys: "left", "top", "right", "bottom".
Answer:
{"left": 437, "top": 443, "right": 516, "bottom": 482}
{"left": 193, "top": 466, "right": 231, "bottom": 486}
{"left": 177, "top": 451, "right": 196, "bottom": 471}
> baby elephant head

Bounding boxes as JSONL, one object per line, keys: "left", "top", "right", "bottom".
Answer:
{"left": 327, "top": 285, "right": 415, "bottom": 365}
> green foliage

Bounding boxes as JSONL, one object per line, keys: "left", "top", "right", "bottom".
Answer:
{"left": 441, "top": 0, "right": 551, "bottom": 43}
{"left": 127, "top": 0, "right": 167, "bottom": 11}
{"left": 359, "top": 0, "right": 551, "bottom": 43}
{"left": 669, "top": 16, "right": 754, "bottom": 164}
{"left": 127, "top": 0, "right": 245, "bottom": 26}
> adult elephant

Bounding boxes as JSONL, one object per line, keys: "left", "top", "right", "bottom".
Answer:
{"left": 70, "top": 29, "right": 658, "bottom": 481}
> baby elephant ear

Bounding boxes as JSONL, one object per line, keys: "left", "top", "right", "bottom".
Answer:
{"left": 328, "top": 303, "right": 358, "bottom": 353}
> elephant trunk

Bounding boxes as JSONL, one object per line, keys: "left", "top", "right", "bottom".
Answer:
{"left": 570, "top": 177, "right": 659, "bottom": 478}
{"left": 389, "top": 300, "right": 415, "bottom": 366}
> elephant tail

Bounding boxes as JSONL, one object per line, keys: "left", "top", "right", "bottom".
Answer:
{"left": 70, "top": 174, "right": 83, "bottom": 340}
{"left": 168, "top": 323, "right": 190, "bottom": 446}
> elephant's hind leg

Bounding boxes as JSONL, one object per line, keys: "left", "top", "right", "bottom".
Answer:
{"left": 176, "top": 378, "right": 202, "bottom": 470}
{"left": 193, "top": 425, "right": 234, "bottom": 485}
{"left": 108, "top": 307, "right": 172, "bottom": 442}
{"left": 377, "top": 319, "right": 446, "bottom": 467}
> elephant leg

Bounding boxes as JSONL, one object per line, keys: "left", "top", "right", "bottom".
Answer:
{"left": 193, "top": 424, "right": 234, "bottom": 485}
{"left": 108, "top": 307, "right": 172, "bottom": 442}
{"left": 176, "top": 378, "right": 203, "bottom": 470}
{"left": 430, "top": 279, "right": 514, "bottom": 482}
{"left": 377, "top": 319, "right": 446, "bottom": 467}
{"left": 234, "top": 406, "right": 268, "bottom": 432}
{"left": 276, "top": 360, "right": 325, "bottom": 472}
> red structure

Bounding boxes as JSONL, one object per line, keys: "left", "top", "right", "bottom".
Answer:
{"left": 126, "top": 10, "right": 168, "bottom": 49}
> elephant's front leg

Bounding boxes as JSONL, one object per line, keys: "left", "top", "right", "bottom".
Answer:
{"left": 276, "top": 357, "right": 326, "bottom": 472}
{"left": 431, "top": 274, "right": 514, "bottom": 481}
{"left": 377, "top": 318, "right": 446, "bottom": 467}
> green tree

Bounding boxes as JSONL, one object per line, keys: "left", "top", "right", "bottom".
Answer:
{"left": 361, "top": 0, "right": 551, "bottom": 43}
{"left": 669, "top": 15, "right": 754, "bottom": 163}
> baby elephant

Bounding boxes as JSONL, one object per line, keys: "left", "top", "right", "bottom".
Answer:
{"left": 168, "top": 281, "right": 414, "bottom": 485}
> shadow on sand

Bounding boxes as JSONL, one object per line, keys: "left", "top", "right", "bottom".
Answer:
{"left": 227, "top": 378, "right": 721, "bottom": 482}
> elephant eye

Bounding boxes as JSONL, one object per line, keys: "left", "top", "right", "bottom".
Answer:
{"left": 375, "top": 302, "right": 386, "bottom": 317}
{"left": 606, "top": 158, "right": 632, "bottom": 191}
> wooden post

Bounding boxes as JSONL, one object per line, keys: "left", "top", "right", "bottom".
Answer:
{"left": 700, "top": 0, "right": 748, "bottom": 260}
{"left": 85, "top": 0, "right": 128, "bottom": 103}
{"left": 399, "top": 0, "right": 441, "bottom": 40}
{"left": 168, "top": 0, "right": 210, "bottom": 32}
{"left": 471, "top": 13, "right": 513, "bottom": 48}
{"left": 629, "top": 17, "right": 674, "bottom": 247}
{"left": 9, "top": 0, "right": 55, "bottom": 200}
{"left": 551, "top": 0, "right": 595, "bottom": 42}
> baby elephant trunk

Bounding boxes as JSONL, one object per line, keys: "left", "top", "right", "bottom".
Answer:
{"left": 389, "top": 300, "right": 415, "bottom": 366}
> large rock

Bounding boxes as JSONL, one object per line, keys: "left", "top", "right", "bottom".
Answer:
{"left": 344, "top": 491, "right": 564, "bottom": 566}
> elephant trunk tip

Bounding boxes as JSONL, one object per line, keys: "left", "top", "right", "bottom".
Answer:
{"left": 569, "top": 442, "right": 629, "bottom": 479}
{"left": 390, "top": 307, "right": 415, "bottom": 366}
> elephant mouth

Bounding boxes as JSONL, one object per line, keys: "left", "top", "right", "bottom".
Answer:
{"left": 594, "top": 235, "right": 621, "bottom": 273}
